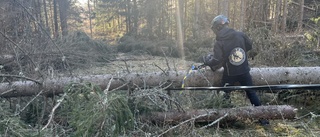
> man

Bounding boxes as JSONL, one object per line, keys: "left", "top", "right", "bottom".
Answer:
{"left": 202, "top": 15, "right": 269, "bottom": 125}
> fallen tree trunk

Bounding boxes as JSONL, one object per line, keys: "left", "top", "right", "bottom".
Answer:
{"left": 1, "top": 67, "right": 320, "bottom": 97}
{"left": 142, "top": 105, "right": 297, "bottom": 125}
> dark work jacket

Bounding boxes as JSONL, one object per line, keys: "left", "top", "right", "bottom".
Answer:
{"left": 206, "top": 27, "right": 253, "bottom": 76}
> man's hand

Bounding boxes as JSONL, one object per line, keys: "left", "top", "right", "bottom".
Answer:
{"left": 199, "top": 54, "right": 214, "bottom": 65}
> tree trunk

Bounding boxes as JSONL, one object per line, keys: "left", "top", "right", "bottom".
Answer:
{"left": 142, "top": 105, "right": 297, "bottom": 124}
{"left": 157, "top": 0, "right": 164, "bottom": 38}
{"left": 132, "top": 0, "right": 138, "bottom": 35}
{"left": 43, "top": 0, "right": 49, "bottom": 29}
{"left": 1, "top": 67, "right": 320, "bottom": 97}
{"left": 221, "top": 0, "right": 228, "bottom": 16}
{"left": 240, "top": 0, "right": 246, "bottom": 31}
{"left": 58, "top": 0, "right": 68, "bottom": 36}
{"left": 53, "top": 0, "right": 59, "bottom": 38}
{"left": 298, "top": 0, "right": 304, "bottom": 31}
{"left": 192, "top": 0, "right": 200, "bottom": 39}
{"left": 36, "top": 0, "right": 42, "bottom": 25}
{"left": 232, "top": 0, "right": 236, "bottom": 28}
{"left": 88, "top": 0, "right": 92, "bottom": 37}
{"left": 176, "top": 0, "right": 184, "bottom": 59}
{"left": 126, "top": 0, "right": 131, "bottom": 34}
{"left": 272, "top": 0, "right": 281, "bottom": 33}
{"left": 281, "top": 0, "right": 288, "bottom": 32}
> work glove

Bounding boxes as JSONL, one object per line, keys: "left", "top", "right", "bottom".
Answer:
{"left": 204, "top": 54, "right": 222, "bottom": 71}
{"left": 202, "top": 54, "right": 213, "bottom": 66}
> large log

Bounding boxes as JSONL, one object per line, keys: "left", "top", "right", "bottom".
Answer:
{"left": 0, "top": 67, "right": 320, "bottom": 97}
{"left": 142, "top": 105, "right": 297, "bottom": 124}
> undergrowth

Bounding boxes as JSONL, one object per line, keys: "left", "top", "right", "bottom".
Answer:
{"left": 58, "top": 83, "right": 134, "bottom": 136}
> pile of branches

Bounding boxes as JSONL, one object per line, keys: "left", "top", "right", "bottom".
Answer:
{"left": 53, "top": 31, "right": 115, "bottom": 70}
{"left": 0, "top": 31, "right": 116, "bottom": 79}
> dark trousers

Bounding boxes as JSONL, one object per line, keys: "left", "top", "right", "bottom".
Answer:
{"left": 221, "top": 72, "right": 261, "bottom": 106}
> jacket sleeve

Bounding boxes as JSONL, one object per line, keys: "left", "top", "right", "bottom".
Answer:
{"left": 243, "top": 33, "right": 253, "bottom": 51}
{"left": 203, "top": 42, "right": 223, "bottom": 67}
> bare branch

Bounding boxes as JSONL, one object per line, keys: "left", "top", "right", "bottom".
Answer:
{"left": 123, "top": 60, "right": 130, "bottom": 74}
{"left": 157, "top": 110, "right": 218, "bottom": 137}
{"left": 161, "top": 48, "right": 171, "bottom": 71}
{"left": 15, "top": 90, "right": 44, "bottom": 116}
{"left": 41, "top": 93, "right": 67, "bottom": 131}
{"left": 200, "top": 113, "right": 228, "bottom": 129}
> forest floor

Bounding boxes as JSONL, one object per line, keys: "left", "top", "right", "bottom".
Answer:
{"left": 74, "top": 54, "right": 320, "bottom": 137}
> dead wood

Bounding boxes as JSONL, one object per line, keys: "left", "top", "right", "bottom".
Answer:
{"left": 142, "top": 105, "right": 297, "bottom": 125}
{"left": 1, "top": 67, "right": 320, "bottom": 97}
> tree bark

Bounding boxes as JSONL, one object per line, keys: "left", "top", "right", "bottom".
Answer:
{"left": 176, "top": 0, "right": 184, "bottom": 59}
{"left": 53, "top": 0, "right": 59, "bottom": 38}
{"left": 232, "top": 0, "right": 236, "bottom": 28}
{"left": 220, "top": 0, "right": 228, "bottom": 16}
{"left": 1, "top": 67, "right": 320, "bottom": 97}
{"left": 240, "top": 0, "right": 246, "bottom": 31}
{"left": 58, "top": 0, "right": 69, "bottom": 36}
{"left": 132, "top": 0, "right": 138, "bottom": 35}
{"left": 43, "top": 0, "right": 49, "bottom": 28}
{"left": 298, "top": 0, "right": 305, "bottom": 31}
{"left": 192, "top": 0, "right": 199, "bottom": 39}
{"left": 142, "top": 105, "right": 297, "bottom": 124}
{"left": 281, "top": 0, "right": 288, "bottom": 32}
{"left": 272, "top": 0, "right": 281, "bottom": 33}
{"left": 88, "top": 0, "right": 92, "bottom": 37}
{"left": 126, "top": 0, "right": 131, "bottom": 34}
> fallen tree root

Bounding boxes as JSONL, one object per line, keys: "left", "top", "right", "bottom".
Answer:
{"left": 142, "top": 105, "right": 297, "bottom": 125}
